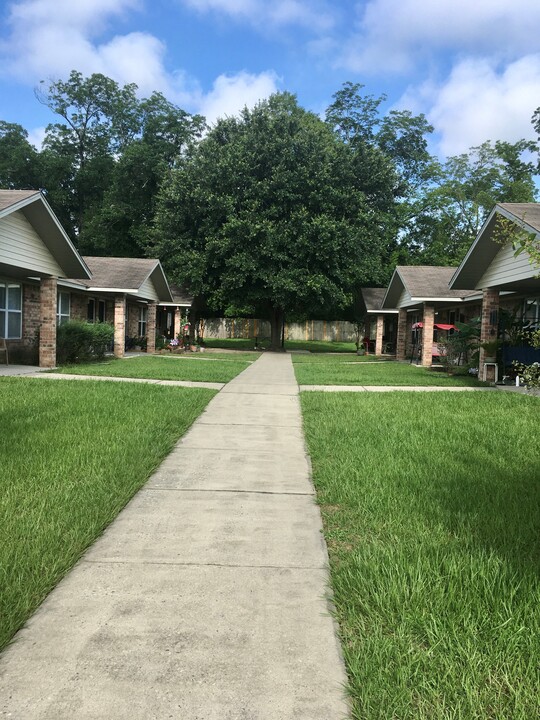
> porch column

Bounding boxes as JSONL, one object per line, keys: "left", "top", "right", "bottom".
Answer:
{"left": 375, "top": 313, "right": 384, "bottom": 355}
{"left": 479, "top": 288, "right": 500, "bottom": 371}
{"left": 147, "top": 302, "right": 156, "bottom": 354}
{"left": 364, "top": 317, "right": 371, "bottom": 353}
{"left": 396, "top": 309, "right": 407, "bottom": 361}
{"left": 173, "top": 307, "right": 182, "bottom": 339}
{"left": 421, "top": 303, "right": 435, "bottom": 367}
{"left": 39, "top": 277, "right": 57, "bottom": 368}
{"left": 114, "top": 294, "right": 126, "bottom": 358}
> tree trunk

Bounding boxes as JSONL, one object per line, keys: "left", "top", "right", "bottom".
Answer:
{"left": 269, "top": 306, "right": 285, "bottom": 351}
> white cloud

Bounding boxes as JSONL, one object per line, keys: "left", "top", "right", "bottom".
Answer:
{"left": 181, "top": 0, "right": 335, "bottom": 32}
{"left": 197, "top": 71, "right": 280, "bottom": 125}
{"left": 430, "top": 56, "right": 540, "bottom": 156}
{"left": 341, "top": 0, "right": 540, "bottom": 74}
{"left": 397, "top": 56, "right": 540, "bottom": 156}
{"left": 1, "top": 0, "right": 178, "bottom": 98}
{"left": 26, "top": 126, "right": 46, "bottom": 150}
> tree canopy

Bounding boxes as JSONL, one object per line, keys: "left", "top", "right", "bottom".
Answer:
{"left": 154, "top": 92, "right": 395, "bottom": 347}
{"left": 1, "top": 71, "right": 540, "bottom": 330}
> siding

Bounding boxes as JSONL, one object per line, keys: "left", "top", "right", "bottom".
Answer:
{"left": 397, "top": 287, "right": 412, "bottom": 308}
{"left": 0, "top": 211, "right": 64, "bottom": 276}
{"left": 139, "top": 275, "right": 159, "bottom": 301}
{"left": 477, "top": 242, "right": 535, "bottom": 288}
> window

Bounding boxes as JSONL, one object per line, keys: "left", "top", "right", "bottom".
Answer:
{"left": 138, "top": 306, "right": 147, "bottom": 336}
{"left": 88, "top": 298, "right": 106, "bottom": 323}
{"left": 523, "top": 298, "right": 540, "bottom": 330}
{"left": 87, "top": 298, "right": 95, "bottom": 322}
{"left": 57, "top": 292, "right": 71, "bottom": 325}
{"left": 0, "top": 282, "right": 22, "bottom": 339}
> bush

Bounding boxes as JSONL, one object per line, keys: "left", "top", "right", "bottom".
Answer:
{"left": 57, "top": 321, "right": 114, "bottom": 364}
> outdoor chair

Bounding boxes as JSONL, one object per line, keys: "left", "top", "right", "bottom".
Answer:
{"left": 0, "top": 338, "right": 8, "bottom": 366}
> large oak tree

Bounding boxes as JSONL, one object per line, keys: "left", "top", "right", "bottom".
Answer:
{"left": 154, "top": 92, "right": 395, "bottom": 348}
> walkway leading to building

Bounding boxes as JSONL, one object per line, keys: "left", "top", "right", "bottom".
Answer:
{"left": 0, "top": 353, "right": 349, "bottom": 720}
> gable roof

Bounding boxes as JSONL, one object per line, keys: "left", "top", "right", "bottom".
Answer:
{"left": 0, "top": 189, "right": 39, "bottom": 213}
{"left": 383, "top": 266, "right": 475, "bottom": 308}
{"left": 167, "top": 284, "right": 193, "bottom": 306}
{"left": 359, "top": 287, "right": 398, "bottom": 313}
{"left": 83, "top": 256, "right": 173, "bottom": 302}
{"left": 450, "top": 203, "right": 540, "bottom": 290}
{"left": 0, "top": 189, "right": 91, "bottom": 279}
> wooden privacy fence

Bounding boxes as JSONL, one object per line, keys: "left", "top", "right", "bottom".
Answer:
{"left": 203, "top": 318, "right": 357, "bottom": 342}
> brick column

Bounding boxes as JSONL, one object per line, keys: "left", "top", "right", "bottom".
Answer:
{"left": 396, "top": 309, "right": 407, "bottom": 361}
{"left": 114, "top": 295, "right": 126, "bottom": 358}
{"left": 421, "top": 303, "right": 435, "bottom": 367}
{"left": 375, "top": 314, "right": 384, "bottom": 355}
{"left": 39, "top": 277, "right": 57, "bottom": 368}
{"left": 479, "top": 288, "right": 500, "bottom": 371}
{"left": 147, "top": 303, "right": 156, "bottom": 354}
{"left": 173, "top": 307, "right": 182, "bottom": 340}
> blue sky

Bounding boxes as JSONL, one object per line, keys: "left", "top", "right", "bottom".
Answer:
{"left": 2, "top": 0, "right": 540, "bottom": 159}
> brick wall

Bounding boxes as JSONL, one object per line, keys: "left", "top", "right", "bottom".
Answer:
{"left": 479, "top": 288, "right": 500, "bottom": 370}
{"left": 70, "top": 292, "right": 87, "bottom": 321}
{"left": 39, "top": 277, "right": 57, "bottom": 368}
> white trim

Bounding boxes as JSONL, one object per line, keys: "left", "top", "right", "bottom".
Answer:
{"left": 366, "top": 309, "right": 399, "bottom": 314}
{"left": 86, "top": 287, "right": 139, "bottom": 293}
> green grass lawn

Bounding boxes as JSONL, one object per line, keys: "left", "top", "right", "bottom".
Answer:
{"left": 53, "top": 354, "right": 255, "bottom": 383}
{"left": 293, "top": 357, "right": 481, "bottom": 386}
{"left": 301, "top": 391, "right": 540, "bottom": 719}
{"left": 204, "top": 337, "right": 357, "bottom": 353}
{"left": 0, "top": 378, "right": 215, "bottom": 651}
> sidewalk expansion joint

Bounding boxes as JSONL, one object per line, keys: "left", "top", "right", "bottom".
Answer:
{"left": 144, "top": 487, "right": 315, "bottom": 496}
{"left": 81, "top": 558, "right": 327, "bottom": 571}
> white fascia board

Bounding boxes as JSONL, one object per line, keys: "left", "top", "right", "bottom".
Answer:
{"left": 158, "top": 301, "right": 191, "bottom": 307}
{"left": 57, "top": 279, "right": 89, "bottom": 290}
{"left": 366, "top": 309, "right": 399, "bottom": 314}
{"left": 409, "top": 296, "right": 468, "bottom": 303}
{"left": 86, "top": 287, "right": 139, "bottom": 294}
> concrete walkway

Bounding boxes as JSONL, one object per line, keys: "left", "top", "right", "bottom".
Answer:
{"left": 27, "top": 371, "right": 224, "bottom": 390}
{"left": 0, "top": 354, "right": 349, "bottom": 719}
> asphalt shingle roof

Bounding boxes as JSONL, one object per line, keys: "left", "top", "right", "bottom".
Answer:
{"left": 360, "top": 287, "right": 387, "bottom": 311}
{"left": 498, "top": 203, "right": 540, "bottom": 234}
{"left": 0, "top": 189, "right": 40, "bottom": 212}
{"left": 397, "top": 266, "right": 476, "bottom": 298}
{"left": 82, "top": 256, "right": 159, "bottom": 289}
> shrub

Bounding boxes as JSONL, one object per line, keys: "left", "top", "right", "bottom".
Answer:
{"left": 57, "top": 321, "right": 114, "bottom": 364}
{"left": 514, "top": 330, "right": 540, "bottom": 391}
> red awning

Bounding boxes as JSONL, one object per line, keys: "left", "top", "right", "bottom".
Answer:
{"left": 412, "top": 322, "right": 456, "bottom": 331}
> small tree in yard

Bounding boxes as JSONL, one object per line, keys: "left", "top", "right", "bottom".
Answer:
{"left": 154, "top": 93, "right": 393, "bottom": 349}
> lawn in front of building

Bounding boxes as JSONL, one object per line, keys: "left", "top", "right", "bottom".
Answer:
{"left": 203, "top": 337, "right": 358, "bottom": 353}
{"left": 293, "top": 356, "right": 481, "bottom": 386}
{"left": 0, "top": 378, "right": 216, "bottom": 651}
{"left": 53, "top": 354, "right": 255, "bottom": 383}
{"left": 301, "top": 390, "right": 540, "bottom": 719}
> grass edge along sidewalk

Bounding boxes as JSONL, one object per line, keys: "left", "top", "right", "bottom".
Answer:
{"left": 293, "top": 357, "right": 483, "bottom": 386}
{"left": 300, "top": 390, "right": 540, "bottom": 719}
{"left": 0, "top": 377, "right": 216, "bottom": 652}
{"left": 52, "top": 354, "right": 255, "bottom": 384}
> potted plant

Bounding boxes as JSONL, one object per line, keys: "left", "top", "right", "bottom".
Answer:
{"left": 480, "top": 339, "right": 500, "bottom": 363}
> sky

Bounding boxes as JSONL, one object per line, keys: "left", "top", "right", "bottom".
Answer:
{"left": 1, "top": 0, "right": 540, "bottom": 159}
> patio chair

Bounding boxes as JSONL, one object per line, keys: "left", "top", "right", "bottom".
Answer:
{"left": 0, "top": 338, "right": 8, "bottom": 366}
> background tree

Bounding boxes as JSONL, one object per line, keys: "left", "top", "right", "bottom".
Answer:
{"left": 154, "top": 92, "right": 396, "bottom": 348}
{"left": 0, "top": 121, "right": 42, "bottom": 189}
{"left": 403, "top": 139, "right": 538, "bottom": 265}
{"left": 35, "top": 71, "right": 204, "bottom": 256}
